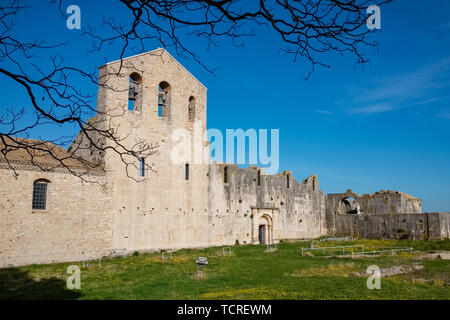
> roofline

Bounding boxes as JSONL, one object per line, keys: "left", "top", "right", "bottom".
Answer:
{"left": 101, "top": 48, "right": 207, "bottom": 90}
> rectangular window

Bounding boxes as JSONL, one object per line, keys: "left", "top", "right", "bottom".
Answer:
{"left": 185, "top": 163, "right": 189, "bottom": 181}
{"left": 32, "top": 182, "right": 48, "bottom": 210}
{"left": 140, "top": 158, "right": 145, "bottom": 177}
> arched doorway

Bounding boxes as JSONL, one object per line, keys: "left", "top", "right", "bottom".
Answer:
{"left": 258, "top": 215, "right": 273, "bottom": 244}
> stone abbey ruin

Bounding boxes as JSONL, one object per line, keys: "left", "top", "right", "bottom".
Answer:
{"left": 1, "top": 49, "right": 449, "bottom": 267}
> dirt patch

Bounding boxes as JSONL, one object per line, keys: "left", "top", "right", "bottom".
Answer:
{"left": 351, "top": 264, "right": 424, "bottom": 277}
{"left": 414, "top": 251, "right": 450, "bottom": 261}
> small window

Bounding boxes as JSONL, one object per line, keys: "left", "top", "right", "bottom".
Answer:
{"left": 188, "top": 96, "right": 196, "bottom": 122}
{"left": 32, "top": 179, "right": 49, "bottom": 210}
{"left": 287, "top": 174, "right": 290, "bottom": 189}
{"left": 257, "top": 170, "right": 261, "bottom": 186}
{"left": 140, "top": 158, "right": 145, "bottom": 177}
{"left": 185, "top": 163, "right": 189, "bottom": 181}
{"left": 224, "top": 166, "right": 228, "bottom": 183}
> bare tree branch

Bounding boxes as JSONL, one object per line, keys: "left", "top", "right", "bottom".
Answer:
{"left": 0, "top": 0, "right": 390, "bottom": 182}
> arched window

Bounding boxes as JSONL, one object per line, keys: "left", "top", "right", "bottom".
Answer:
{"left": 188, "top": 96, "right": 196, "bottom": 122}
{"left": 158, "top": 81, "right": 171, "bottom": 118}
{"left": 224, "top": 166, "right": 228, "bottom": 183}
{"left": 32, "top": 179, "right": 49, "bottom": 210}
{"left": 128, "top": 73, "right": 142, "bottom": 111}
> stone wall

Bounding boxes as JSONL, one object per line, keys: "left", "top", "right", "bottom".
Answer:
{"left": 358, "top": 191, "right": 422, "bottom": 214}
{"left": 332, "top": 212, "right": 449, "bottom": 240}
{"left": 0, "top": 166, "right": 112, "bottom": 267}
{"left": 441, "top": 213, "right": 450, "bottom": 238}
{"left": 207, "top": 164, "right": 327, "bottom": 246}
{"left": 69, "top": 115, "right": 106, "bottom": 167}
{"left": 326, "top": 189, "right": 422, "bottom": 236}
{"left": 333, "top": 213, "right": 427, "bottom": 240}
{"left": 325, "top": 189, "right": 450, "bottom": 240}
{"left": 429, "top": 212, "right": 450, "bottom": 239}
{"left": 327, "top": 189, "right": 421, "bottom": 216}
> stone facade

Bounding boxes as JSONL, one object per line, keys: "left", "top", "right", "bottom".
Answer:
{"left": 0, "top": 49, "right": 448, "bottom": 267}
{"left": 207, "top": 165, "right": 326, "bottom": 246}
{"left": 330, "top": 212, "right": 450, "bottom": 240}
{"left": 326, "top": 189, "right": 448, "bottom": 240}
{"left": 0, "top": 164, "right": 112, "bottom": 266}
{"left": 327, "top": 189, "right": 422, "bottom": 217}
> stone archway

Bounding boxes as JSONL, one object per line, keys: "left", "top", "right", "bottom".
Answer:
{"left": 251, "top": 208, "right": 278, "bottom": 244}
{"left": 258, "top": 215, "right": 273, "bottom": 244}
{"left": 340, "top": 197, "right": 361, "bottom": 215}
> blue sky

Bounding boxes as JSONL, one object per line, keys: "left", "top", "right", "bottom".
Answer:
{"left": 1, "top": 0, "right": 450, "bottom": 211}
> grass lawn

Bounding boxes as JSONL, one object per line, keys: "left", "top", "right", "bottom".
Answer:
{"left": 1, "top": 239, "right": 449, "bottom": 300}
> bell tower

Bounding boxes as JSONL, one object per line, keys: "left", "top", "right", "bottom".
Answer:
{"left": 96, "top": 48, "right": 210, "bottom": 251}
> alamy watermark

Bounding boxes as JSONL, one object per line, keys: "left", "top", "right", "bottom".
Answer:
{"left": 66, "top": 4, "right": 379, "bottom": 31}
{"left": 171, "top": 121, "right": 279, "bottom": 175}
{"left": 67, "top": 265, "right": 81, "bottom": 290}
{"left": 366, "top": 265, "right": 381, "bottom": 289}
{"left": 367, "top": 5, "right": 381, "bottom": 30}
{"left": 66, "top": 5, "right": 81, "bottom": 30}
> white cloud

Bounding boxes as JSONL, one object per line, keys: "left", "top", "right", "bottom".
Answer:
{"left": 347, "top": 103, "right": 395, "bottom": 115}
{"left": 345, "top": 58, "right": 450, "bottom": 116}
{"left": 315, "top": 109, "right": 333, "bottom": 115}
{"left": 437, "top": 108, "right": 450, "bottom": 119}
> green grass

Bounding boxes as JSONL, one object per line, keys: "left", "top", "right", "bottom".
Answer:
{"left": 1, "top": 239, "right": 449, "bottom": 300}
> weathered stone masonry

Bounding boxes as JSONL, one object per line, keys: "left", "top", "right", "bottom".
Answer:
{"left": 0, "top": 163, "right": 112, "bottom": 267}
{"left": 0, "top": 49, "right": 448, "bottom": 267}
{"left": 326, "top": 189, "right": 449, "bottom": 240}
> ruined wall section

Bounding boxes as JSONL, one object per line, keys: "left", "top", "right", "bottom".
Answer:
{"left": 333, "top": 213, "right": 428, "bottom": 240}
{"left": 327, "top": 189, "right": 421, "bottom": 216}
{"left": 439, "top": 213, "right": 450, "bottom": 238}
{"left": 326, "top": 189, "right": 448, "bottom": 240}
{"left": 68, "top": 65, "right": 115, "bottom": 167}
{"left": 428, "top": 212, "right": 450, "bottom": 239}
{"left": 207, "top": 164, "right": 327, "bottom": 246}
{"left": 326, "top": 189, "right": 422, "bottom": 235}
{"left": 68, "top": 116, "right": 107, "bottom": 167}
{"left": 358, "top": 191, "right": 422, "bottom": 214}
{"left": 333, "top": 212, "right": 449, "bottom": 240}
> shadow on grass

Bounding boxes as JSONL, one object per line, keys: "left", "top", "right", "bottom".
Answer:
{"left": 0, "top": 268, "right": 82, "bottom": 300}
